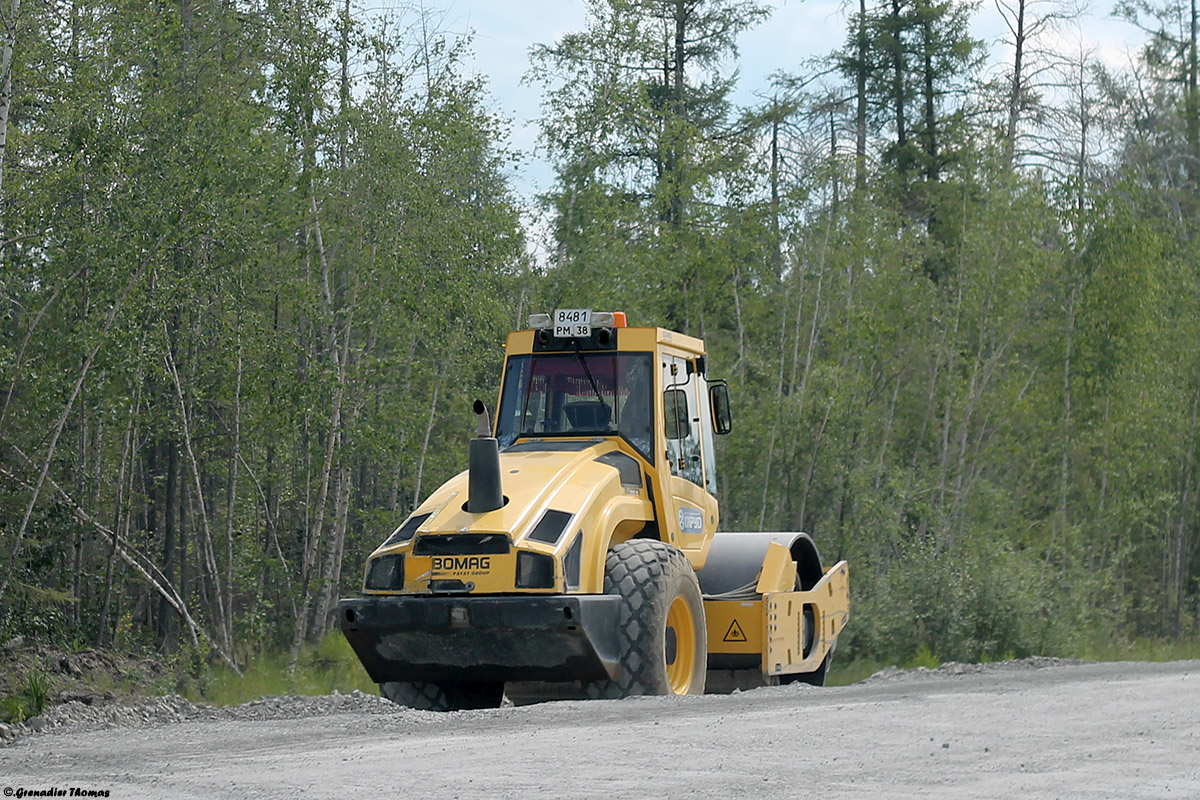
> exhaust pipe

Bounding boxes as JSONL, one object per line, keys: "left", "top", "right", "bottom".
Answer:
{"left": 467, "top": 400, "right": 505, "bottom": 513}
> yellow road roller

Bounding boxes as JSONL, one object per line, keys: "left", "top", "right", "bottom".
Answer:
{"left": 339, "top": 311, "right": 849, "bottom": 709}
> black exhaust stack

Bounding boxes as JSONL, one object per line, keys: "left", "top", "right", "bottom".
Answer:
{"left": 467, "top": 400, "right": 505, "bottom": 513}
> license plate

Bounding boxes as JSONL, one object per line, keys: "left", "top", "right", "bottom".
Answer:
{"left": 554, "top": 308, "right": 591, "bottom": 338}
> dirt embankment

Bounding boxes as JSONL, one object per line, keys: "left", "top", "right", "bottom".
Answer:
{"left": 0, "top": 640, "right": 174, "bottom": 736}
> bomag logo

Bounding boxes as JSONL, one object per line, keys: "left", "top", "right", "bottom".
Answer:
{"left": 431, "top": 556, "right": 491, "bottom": 571}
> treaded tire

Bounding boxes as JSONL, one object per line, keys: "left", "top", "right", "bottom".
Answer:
{"left": 585, "top": 539, "right": 707, "bottom": 698}
{"left": 380, "top": 680, "right": 504, "bottom": 711}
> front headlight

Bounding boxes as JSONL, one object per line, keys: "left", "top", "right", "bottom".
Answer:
{"left": 515, "top": 551, "right": 555, "bottom": 589}
{"left": 365, "top": 554, "right": 405, "bottom": 590}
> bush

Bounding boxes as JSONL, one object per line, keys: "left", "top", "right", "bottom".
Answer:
{"left": 0, "top": 670, "right": 53, "bottom": 723}
{"left": 839, "top": 535, "right": 1123, "bottom": 666}
{"left": 195, "top": 634, "right": 376, "bottom": 706}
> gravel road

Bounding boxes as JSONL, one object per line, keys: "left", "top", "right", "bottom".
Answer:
{"left": 1, "top": 659, "right": 1197, "bottom": 799}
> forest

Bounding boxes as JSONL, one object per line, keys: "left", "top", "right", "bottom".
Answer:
{"left": 0, "top": 0, "right": 1197, "bottom": 679}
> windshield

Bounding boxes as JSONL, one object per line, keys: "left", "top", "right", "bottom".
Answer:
{"left": 496, "top": 352, "right": 653, "bottom": 460}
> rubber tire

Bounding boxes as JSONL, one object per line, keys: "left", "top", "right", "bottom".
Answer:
{"left": 585, "top": 539, "right": 707, "bottom": 698}
{"left": 380, "top": 680, "right": 504, "bottom": 711}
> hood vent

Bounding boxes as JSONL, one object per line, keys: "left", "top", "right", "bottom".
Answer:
{"left": 383, "top": 513, "right": 431, "bottom": 547}
{"left": 413, "top": 533, "right": 511, "bottom": 556}
{"left": 527, "top": 509, "right": 573, "bottom": 545}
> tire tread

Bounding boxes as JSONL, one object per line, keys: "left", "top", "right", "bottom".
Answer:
{"left": 585, "top": 539, "right": 705, "bottom": 698}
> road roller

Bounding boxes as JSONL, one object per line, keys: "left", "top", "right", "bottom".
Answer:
{"left": 339, "top": 310, "right": 849, "bottom": 709}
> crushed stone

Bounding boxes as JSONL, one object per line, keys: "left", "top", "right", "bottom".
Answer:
{"left": 863, "top": 656, "right": 1086, "bottom": 683}
{"left": 0, "top": 656, "right": 1090, "bottom": 745}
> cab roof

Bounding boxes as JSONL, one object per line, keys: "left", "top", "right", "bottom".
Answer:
{"left": 505, "top": 326, "right": 706, "bottom": 358}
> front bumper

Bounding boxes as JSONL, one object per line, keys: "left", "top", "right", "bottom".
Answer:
{"left": 338, "top": 594, "right": 622, "bottom": 684}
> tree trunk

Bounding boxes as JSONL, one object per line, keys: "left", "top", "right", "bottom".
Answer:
{"left": 1187, "top": 0, "right": 1198, "bottom": 179}
{"left": 770, "top": 102, "right": 783, "bottom": 277}
{"left": 1003, "top": 0, "right": 1027, "bottom": 168}
{"left": 0, "top": 0, "right": 19, "bottom": 207}
{"left": 289, "top": 184, "right": 353, "bottom": 668}
{"left": 890, "top": 0, "right": 909, "bottom": 173}
{"left": 413, "top": 379, "right": 441, "bottom": 505}
{"left": 1057, "top": 285, "right": 1077, "bottom": 541}
{"left": 855, "top": 0, "right": 868, "bottom": 192}
{"left": 669, "top": 0, "right": 688, "bottom": 228}
{"left": 165, "top": 333, "right": 230, "bottom": 656}
{"left": 920, "top": 8, "right": 939, "bottom": 182}
{"left": 223, "top": 334, "right": 243, "bottom": 651}
{"left": 311, "top": 457, "right": 352, "bottom": 642}
{"left": 99, "top": 407, "right": 138, "bottom": 646}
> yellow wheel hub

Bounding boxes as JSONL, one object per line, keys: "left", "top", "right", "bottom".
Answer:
{"left": 664, "top": 594, "right": 697, "bottom": 694}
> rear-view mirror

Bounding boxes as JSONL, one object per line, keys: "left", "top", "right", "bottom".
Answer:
{"left": 709, "top": 381, "right": 732, "bottom": 435}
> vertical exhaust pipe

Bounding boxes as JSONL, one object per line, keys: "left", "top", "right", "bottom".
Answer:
{"left": 467, "top": 400, "right": 504, "bottom": 513}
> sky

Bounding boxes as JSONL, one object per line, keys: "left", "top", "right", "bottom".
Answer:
{"left": 377, "top": 0, "right": 1151, "bottom": 254}
{"left": 435, "top": 0, "right": 872, "bottom": 199}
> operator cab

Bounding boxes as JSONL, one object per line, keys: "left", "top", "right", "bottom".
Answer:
{"left": 497, "top": 310, "right": 731, "bottom": 463}
{"left": 497, "top": 310, "right": 733, "bottom": 559}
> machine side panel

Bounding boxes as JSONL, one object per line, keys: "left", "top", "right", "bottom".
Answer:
{"left": 764, "top": 560, "right": 850, "bottom": 675}
{"left": 703, "top": 599, "right": 763, "bottom": 656}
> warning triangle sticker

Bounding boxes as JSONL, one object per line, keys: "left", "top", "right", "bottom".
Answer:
{"left": 723, "top": 619, "right": 747, "bottom": 643}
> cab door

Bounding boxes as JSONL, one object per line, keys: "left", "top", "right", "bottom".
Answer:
{"left": 660, "top": 352, "right": 719, "bottom": 556}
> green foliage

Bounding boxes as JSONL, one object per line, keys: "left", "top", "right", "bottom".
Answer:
{"left": 0, "top": 0, "right": 1197, "bottom": 688}
{"left": 530, "top": 0, "right": 771, "bottom": 332}
{"left": 23, "top": 670, "right": 51, "bottom": 715}
{"left": 1077, "top": 637, "right": 1200, "bottom": 664}
{"left": 196, "top": 635, "right": 376, "bottom": 707}
{"left": 0, "top": 670, "right": 53, "bottom": 723}
{"left": 0, "top": 0, "right": 526, "bottom": 666}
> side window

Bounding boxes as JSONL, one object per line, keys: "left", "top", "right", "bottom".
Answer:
{"left": 616, "top": 354, "right": 654, "bottom": 462}
{"left": 697, "top": 379, "right": 719, "bottom": 497}
{"left": 496, "top": 355, "right": 530, "bottom": 448}
{"left": 663, "top": 389, "right": 690, "bottom": 440}
{"left": 662, "top": 356, "right": 704, "bottom": 489}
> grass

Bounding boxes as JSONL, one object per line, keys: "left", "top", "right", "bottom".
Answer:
{"left": 826, "top": 636, "right": 1200, "bottom": 687}
{"left": 826, "top": 644, "right": 943, "bottom": 686}
{"left": 1077, "top": 636, "right": 1200, "bottom": 663}
{"left": 6, "top": 629, "right": 1197, "bottom": 713}
{"left": 826, "top": 658, "right": 889, "bottom": 686}
{"left": 194, "top": 635, "right": 377, "bottom": 707}
{"left": 0, "top": 670, "right": 53, "bottom": 723}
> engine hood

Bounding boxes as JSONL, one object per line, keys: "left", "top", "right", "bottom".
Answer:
{"left": 371, "top": 439, "right": 649, "bottom": 558}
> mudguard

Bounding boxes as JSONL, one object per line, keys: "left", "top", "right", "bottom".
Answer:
{"left": 338, "top": 594, "right": 623, "bottom": 683}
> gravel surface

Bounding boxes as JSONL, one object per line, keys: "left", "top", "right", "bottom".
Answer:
{"left": 0, "top": 658, "right": 1197, "bottom": 799}
{"left": 0, "top": 690, "right": 398, "bottom": 741}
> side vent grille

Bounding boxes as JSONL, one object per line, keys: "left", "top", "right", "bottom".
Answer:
{"left": 564, "top": 533, "right": 583, "bottom": 590}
